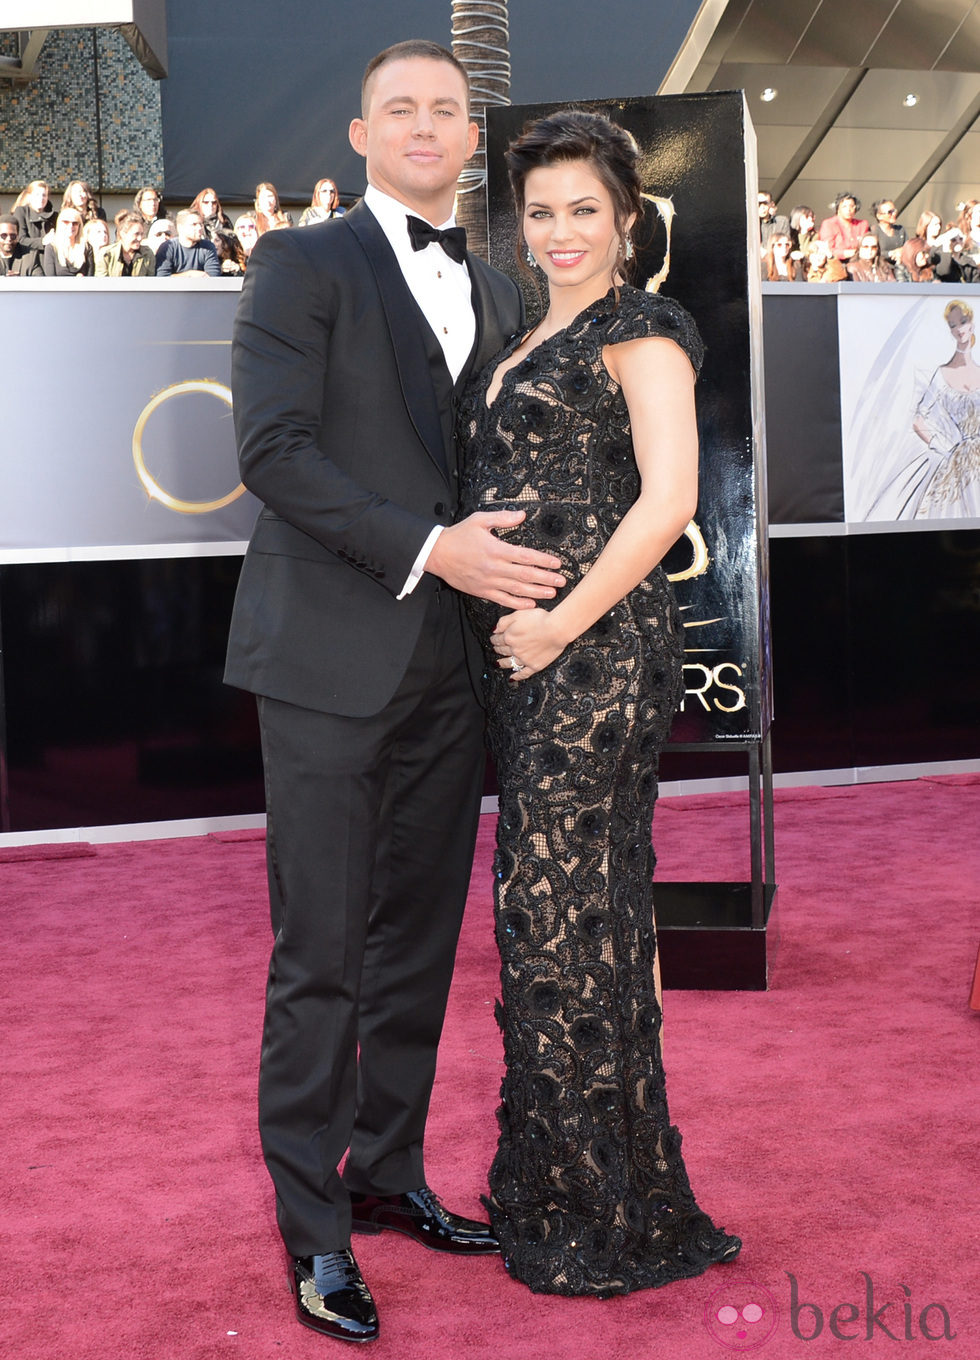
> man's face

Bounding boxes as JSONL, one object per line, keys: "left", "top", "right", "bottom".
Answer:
{"left": 0, "top": 224, "right": 18, "bottom": 258}
{"left": 178, "top": 214, "right": 205, "bottom": 246}
{"left": 758, "top": 195, "right": 774, "bottom": 220}
{"left": 349, "top": 57, "right": 478, "bottom": 215}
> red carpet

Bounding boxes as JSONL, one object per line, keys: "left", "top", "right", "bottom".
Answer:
{"left": 2, "top": 777, "right": 977, "bottom": 1358}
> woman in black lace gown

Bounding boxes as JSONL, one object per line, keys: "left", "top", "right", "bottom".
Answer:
{"left": 459, "top": 110, "right": 741, "bottom": 1297}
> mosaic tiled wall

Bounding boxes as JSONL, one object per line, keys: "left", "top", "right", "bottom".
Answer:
{"left": 0, "top": 28, "right": 162, "bottom": 198}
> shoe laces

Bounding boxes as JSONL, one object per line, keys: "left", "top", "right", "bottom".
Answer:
{"left": 313, "top": 1249, "right": 360, "bottom": 1293}
{"left": 413, "top": 1186, "right": 446, "bottom": 1217}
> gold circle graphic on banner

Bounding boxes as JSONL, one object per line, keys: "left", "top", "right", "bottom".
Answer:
{"left": 667, "top": 520, "right": 710, "bottom": 583}
{"left": 132, "top": 379, "right": 243, "bottom": 515}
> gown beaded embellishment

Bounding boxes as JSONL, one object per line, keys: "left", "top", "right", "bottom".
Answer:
{"left": 458, "top": 285, "right": 740, "bottom": 1296}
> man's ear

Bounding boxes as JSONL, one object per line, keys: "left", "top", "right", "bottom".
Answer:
{"left": 464, "top": 119, "right": 479, "bottom": 161}
{"left": 349, "top": 118, "right": 367, "bottom": 158}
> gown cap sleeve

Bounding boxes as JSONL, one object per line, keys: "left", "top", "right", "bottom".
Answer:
{"left": 604, "top": 287, "right": 705, "bottom": 376}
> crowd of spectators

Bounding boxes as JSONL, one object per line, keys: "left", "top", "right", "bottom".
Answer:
{"left": 759, "top": 190, "right": 980, "bottom": 284}
{"left": 0, "top": 176, "right": 346, "bottom": 279}
{"left": 4, "top": 176, "right": 979, "bottom": 286}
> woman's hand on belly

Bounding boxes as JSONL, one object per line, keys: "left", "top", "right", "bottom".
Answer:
{"left": 491, "top": 606, "right": 573, "bottom": 681}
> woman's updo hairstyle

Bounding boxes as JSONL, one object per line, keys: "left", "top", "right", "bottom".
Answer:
{"left": 944, "top": 298, "right": 976, "bottom": 346}
{"left": 506, "top": 108, "right": 645, "bottom": 281}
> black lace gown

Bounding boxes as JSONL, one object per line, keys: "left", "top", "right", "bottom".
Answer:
{"left": 459, "top": 285, "right": 740, "bottom": 1297}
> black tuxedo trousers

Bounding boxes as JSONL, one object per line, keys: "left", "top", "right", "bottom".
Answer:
{"left": 256, "top": 585, "right": 484, "bottom": 1253}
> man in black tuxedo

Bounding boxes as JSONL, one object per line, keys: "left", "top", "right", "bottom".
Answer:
{"left": 225, "top": 40, "right": 564, "bottom": 1343}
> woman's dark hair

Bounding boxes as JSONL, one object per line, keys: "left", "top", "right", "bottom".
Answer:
{"left": 134, "top": 186, "right": 165, "bottom": 221}
{"left": 505, "top": 108, "right": 644, "bottom": 282}
{"left": 214, "top": 230, "right": 247, "bottom": 273}
{"left": 764, "top": 234, "right": 796, "bottom": 281}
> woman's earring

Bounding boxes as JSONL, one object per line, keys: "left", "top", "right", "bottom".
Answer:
{"left": 624, "top": 236, "right": 634, "bottom": 261}
{"left": 525, "top": 247, "right": 537, "bottom": 268}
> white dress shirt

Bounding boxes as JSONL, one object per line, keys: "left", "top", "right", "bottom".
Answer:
{"left": 363, "top": 185, "right": 475, "bottom": 381}
{"left": 362, "top": 185, "right": 476, "bottom": 598}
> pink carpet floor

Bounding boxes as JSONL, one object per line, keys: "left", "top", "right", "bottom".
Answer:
{"left": 1, "top": 776, "right": 977, "bottom": 1359}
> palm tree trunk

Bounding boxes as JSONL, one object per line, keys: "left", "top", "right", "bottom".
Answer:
{"left": 451, "top": 1, "right": 511, "bottom": 260}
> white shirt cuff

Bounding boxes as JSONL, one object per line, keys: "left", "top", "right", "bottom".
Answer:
{"left": 397, "top": 525, "right": 445, "bottom": 599}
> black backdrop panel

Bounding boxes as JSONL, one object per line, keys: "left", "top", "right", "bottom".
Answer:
{"left": 159, "top": 0, "right": 704, "bottom": 203}
{"left": 763, "top": 293, "right": 845, "bottom": 524}
{"left": 486, "top": 93, "right": 770, "bottom": 746}
{"left": 849, "top": 529, "right": 980, "bottom": 768}
{"left": 0, "top": 559, "right": 263, "bottom": 832}
{"left": 2, "top": 534, "right": 976, "bottom": 831}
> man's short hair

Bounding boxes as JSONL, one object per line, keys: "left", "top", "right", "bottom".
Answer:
{"left": 176, "top": 209, "right": 202, "bottom": 229}
{"left": 0, "top": 214, "right": 18, "bottom": 231}
{"left": 361, "top": 40, "right": 469, "bottom": 116}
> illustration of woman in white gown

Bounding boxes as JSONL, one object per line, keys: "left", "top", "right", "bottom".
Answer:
{"left": 860, "top": 299, "right": 980, "bottom": 520}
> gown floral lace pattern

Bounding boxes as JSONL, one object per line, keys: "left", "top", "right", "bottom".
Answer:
{"left": 459, "top": 285, "right": 740, "bottom": 1296}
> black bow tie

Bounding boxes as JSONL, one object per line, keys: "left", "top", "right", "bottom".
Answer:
{"left": 407, "top": 215, "right": 467, "bottom": 264}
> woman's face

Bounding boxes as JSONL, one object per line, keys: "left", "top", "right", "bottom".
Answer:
{"left": 317, "top": 181, "right": 337, "bottom": 208}
{"left": 199, "top": 192, "right": 219, "bottom": 217}
{"left": 236, "top": 219, "right": 258, "bottom": 253}
{"left": 140, "top": 190, "right": 159, "bottom": 216}
{"left": 970, "top": 205, "right": 980, "bottom": 234}
{"left": 522, "top": 159, "right": 630, "bottom": 299}
{"left": 257, "top": 187, "right": 277, "bottom": 214}
{"left": 857, "top": 235, "right": 879, "bottom": 260}
{"left": 946, "top": 306, "right": 974, "bottom": 349}
{"left": 147, "top": 222, "right": 174, "bottom": 248}
{"left": 118, "top": 220, "right": 145, "bottom": 253}
{"left": 924, "top": 215, "right": 941, "bottom": 242}
{"left": 799, "top": 211, "right": 814, "bottom": 233}
{"left": 69, "top": 184, "right": 88, "bottom": 209}
{"left": 838, "top": 197, "right": 857, "bottom": 220}
{"left": 86, "top": 221, "right": 110, "bottom": 249}
{"left": 772, "top": 235, "right": 792, "bottom": 256}
{"left": 61, "top": 214, "right": 82, "bottom": 237}
{"left": 29, "top": 183, "right": 48, "bottom": 210}
{"left": 915, "top": 249, "right": 930, "bottom": 269}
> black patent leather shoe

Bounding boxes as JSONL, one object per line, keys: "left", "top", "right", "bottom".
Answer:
{"left": 350, "top": 1186, "right": 499, "bottom": 1255}
{"left": 288, "top": 1249, "right": 379, "bottom": 1343}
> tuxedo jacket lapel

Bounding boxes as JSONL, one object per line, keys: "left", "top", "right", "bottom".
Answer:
{"left": 344, "top": 204, "right": 449, "bottom": 480}
{"left": 467, "top": 254, "right": 524, "bottom": 380}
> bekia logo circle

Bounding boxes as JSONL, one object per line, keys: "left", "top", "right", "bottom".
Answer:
{"left": 704, "top": 1280, "right": 779, "bottom": 1350}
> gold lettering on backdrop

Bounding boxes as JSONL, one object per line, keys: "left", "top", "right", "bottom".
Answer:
{"left": 640, "top": 193, "right": 673, "bottom": 295}
{"left": 669, "top": 521, "right": 748, "bottom": 712}
{"left": 710, "top": 662, "right": 748, "bottom": 713}
{"left": 132, "top": 379, "right": 244, "bottom": 515}
{"left": 667, "top": 520, "right": 709, "bottom": 583}
{"left": 627, "top": 183, "right": 752, "bottom": 724}
{"left": 680, "top": 662, "right": 748, "bottom": 714}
